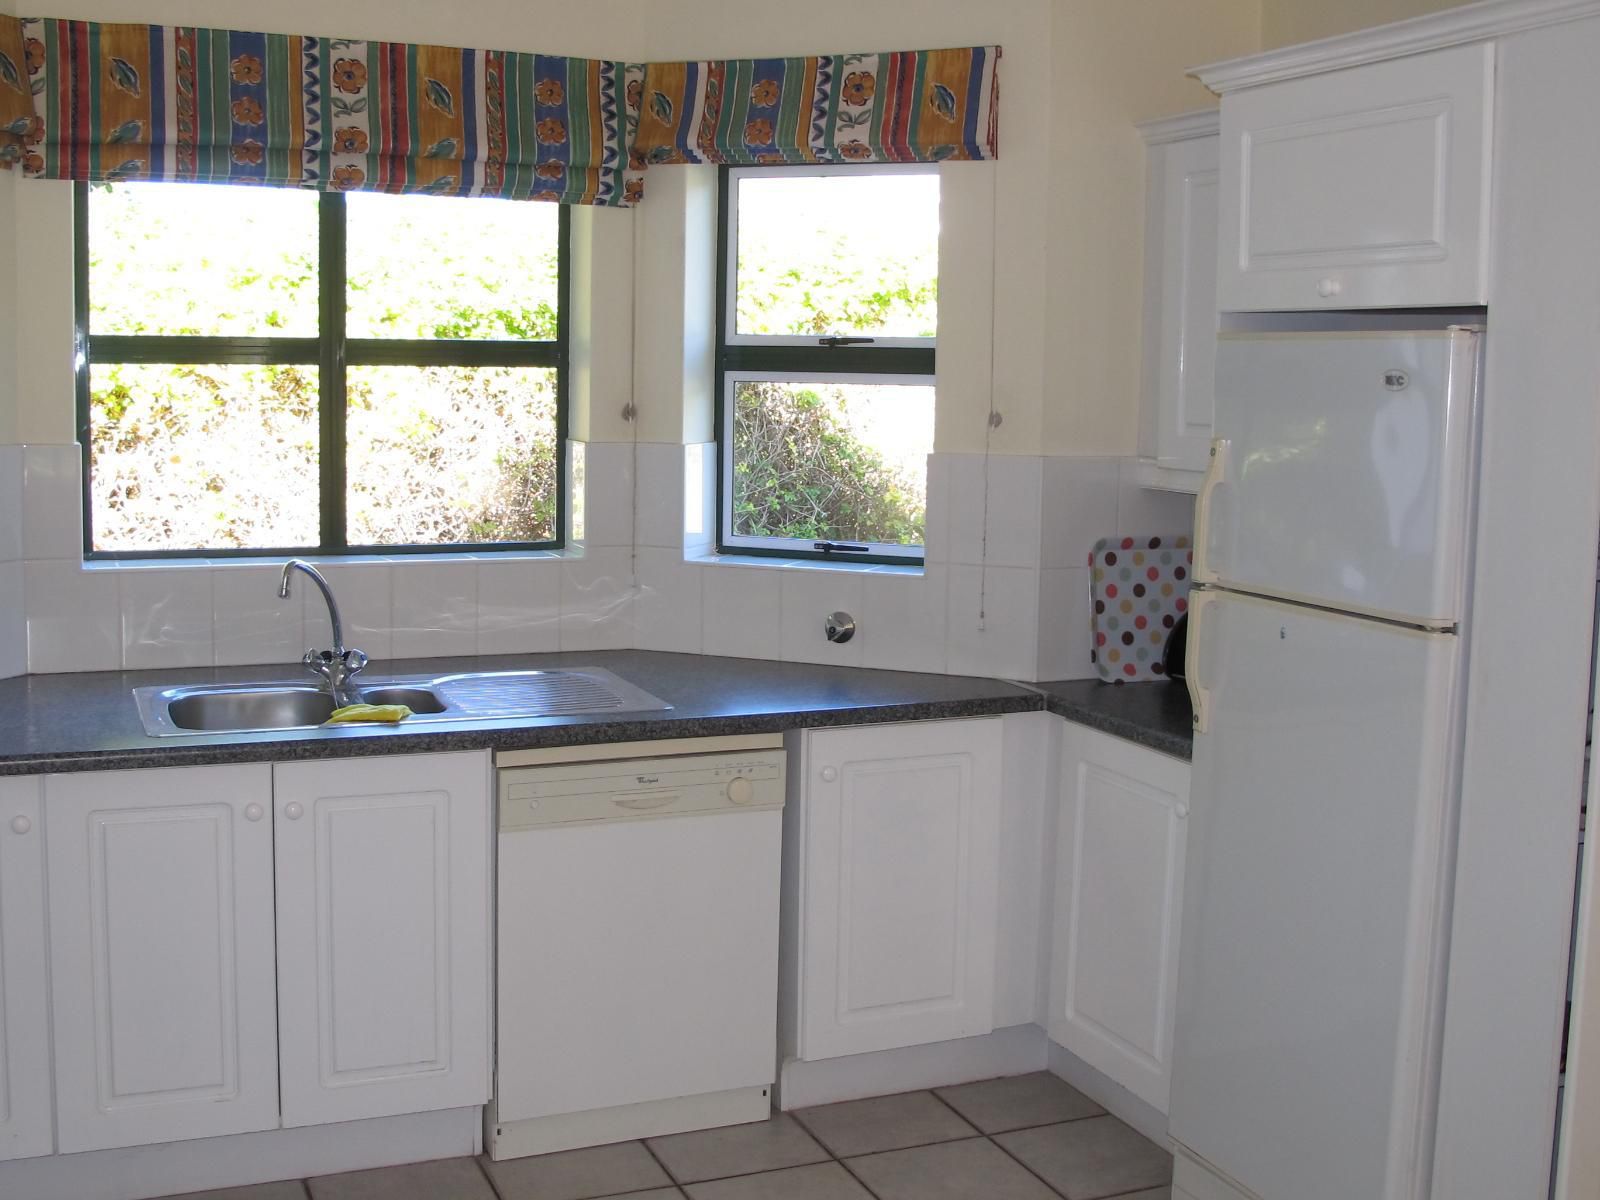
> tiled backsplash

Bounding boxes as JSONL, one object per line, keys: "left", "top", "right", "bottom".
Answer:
{"left": 0, "top": 442, "right": 1194, "bottom": 683}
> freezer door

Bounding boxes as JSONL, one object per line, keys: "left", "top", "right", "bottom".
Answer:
{"left": 1199, "top": 329, "right": 1479, "bottom": 626}
{"left": 1169, "top": 590, "right": 1457, "bottom": 1200}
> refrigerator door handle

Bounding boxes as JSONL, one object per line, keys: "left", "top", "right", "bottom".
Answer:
{"left": 1192, "top": 438, "right": 1229, "bottom": 586}
{"left": 1186, "top": 589, "right": 1214, "bottom": 733}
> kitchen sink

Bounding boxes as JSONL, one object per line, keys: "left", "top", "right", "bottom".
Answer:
{"left": 133, "top": 668, "right": 670, "bottom": 737}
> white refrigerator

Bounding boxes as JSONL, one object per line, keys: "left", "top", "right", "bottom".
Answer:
{"left": 1168, "top": 326, "right": 1484, "bottom": 1200}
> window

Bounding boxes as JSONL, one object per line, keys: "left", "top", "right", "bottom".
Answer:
{"left": 76, "top": 181, "right": 567, "bottom": 558}
{"left": 716, "top": 166, "right": 938, "bottom": 564}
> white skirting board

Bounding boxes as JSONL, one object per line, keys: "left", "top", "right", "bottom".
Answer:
{"left": 776, "top": 1024, "right": 1049, "bottom": 1111}
{"left": 1172, "top": 1142, "right": 1262, "bottom": 1200}
{"left": 0, "top": 1107, "right": 481, "bottom": 1200}
{"left": 485, "top": 1086, "right": 772, "bottom": 1159}
{"left": 1046, "top": 1039, "right": 1169, "bottom": 1148}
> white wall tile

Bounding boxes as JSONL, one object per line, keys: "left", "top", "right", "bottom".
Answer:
{"left": 26, "top": 560, "right": 119, "bottom": 673}
{"left": 1037, "top": 567, "right": 1095, "bottom": 682}
{"left": 945, "top": 453, "right": 1043, "bottom": 568}
{"left": 212, "top": 564, "right": 306, "bottom": 669}
{"left": 0, "top": 561, "right": 24, "bottom": 679}
{"left": 779, "top": 568, "right": 865, "bottom": 667}
{"left": 1116, "top": 463, "right": 1197, "bottom": 539}
{"left": 635, "top": 547, "right": 703, "bottom": 654}
{"left": 559, "top": 547, "right": 636, "bottom": 651}
{"left": 860, "top": 570, "right": 948, "bottom": 674}
{"left": 312, "top": 562, "right": 393, "bottom": 662}
{"left": 923, "top": 453, "right": 951, "bottom": 563}
{"left": 476, "top": 558, "right": 561, "bottom": 656}
{"left": 701, "top": 564, "right": 781, "bottom": 660}
{"left": 22, "top": 444, "right": 81, "bottom": 561}
{"left": 391, "top": 560, "right": 478, "bottom": 659}
{"left": 0, "top": 444, "right": 23, "bottom": 563}
{"left": 120, "top": 569, "right": 214, "bottom": 669}
{"left": 945, "top": 564, "right": 1039, "bottom": 681}
{"left": 1041, "top": 456, "right": 1121, "bottom": 569}
{"left": 580, "top": 441, "right": 636, "bottom": 549}
{"left": 635, "top": 443, "right": 686, "bottom": 549}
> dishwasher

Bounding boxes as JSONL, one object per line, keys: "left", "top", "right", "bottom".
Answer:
{"left": 486, "top": 734, "right": 786, "bottom": 1160}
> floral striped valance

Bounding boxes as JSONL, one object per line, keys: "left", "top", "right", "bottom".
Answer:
{"left": 0, "top": 16, "right": 999, "bottom": 207}
{"left": 628, "top": 49, "right": 1000, "bottom": 167}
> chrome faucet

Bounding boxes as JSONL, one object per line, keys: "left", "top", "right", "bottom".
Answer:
{"left": 278, "top": 560, "right": 368, "bottom": 707}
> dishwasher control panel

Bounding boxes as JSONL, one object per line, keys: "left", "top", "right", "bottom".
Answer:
{"left": 498, "top": 750, "right": 786, "bottom": 830}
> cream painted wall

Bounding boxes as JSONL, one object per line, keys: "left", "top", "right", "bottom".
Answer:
{"left": 1041, "top": 0, "right": 1260, "bottom": 456}
{"left": 1260, "top": 0, "right": 1478, "bottom": 48}
{"left": 1, "top": 0, "right": 1260, "bottom": 456}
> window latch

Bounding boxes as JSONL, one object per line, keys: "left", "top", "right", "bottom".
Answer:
{"left": 814, "top": 541, "right": 870, "bottom": 555}
{"left": 818, "top": 336, "right": 875, "bottom": 348}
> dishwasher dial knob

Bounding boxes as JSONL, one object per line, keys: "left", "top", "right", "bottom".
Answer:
{"left": 727, "top": 777, "right": 755, "bottom": 805}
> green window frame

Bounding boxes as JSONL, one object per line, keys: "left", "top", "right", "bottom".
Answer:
{"left": 714, "top": 164, "right": 936, "bottom": 566}
{"left": 73, "top": 182, "right": 570, "bottom": 561}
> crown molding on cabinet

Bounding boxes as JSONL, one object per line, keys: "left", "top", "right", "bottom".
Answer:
{"left": 1191, "top": 0, "right": 1600, "bottom": 93}
{"left": 1135, "top": 109, "right": 1221, "bottom": 145}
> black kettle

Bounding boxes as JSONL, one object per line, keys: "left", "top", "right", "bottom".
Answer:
{"left": 1162, "top": 612, "right": 1189, "bottom": 681}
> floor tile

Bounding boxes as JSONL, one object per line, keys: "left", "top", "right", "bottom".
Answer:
{"left": 684, "top": 1162, "right": 873, "bottom": 1199}
{"left": 843, "top": 1138, "right": 1057, "bottom": 1200}
{"left": 480, "top": 1142, "right": 672, "bottom": 1199}
{"left": 647, "top": 1116, "right": 829, "bottom": 1184}
{"left": 161, "top": 1184, "right": 309, "bottom": 1200}
{"left": 997, "top": 1117, "right": 1173, "bottom": 1200}
{"left": 598, "top": 1192, "right": 684, "bottom": 1199}
{"left": 794, "top": 1091, "right": 977, "bottom": 1157}
{"left": 935, "top": 1072, "right": 1104, "bottom": 1133}
{"left": 306, "top": 1157, "right": 496, "bottom": 1200}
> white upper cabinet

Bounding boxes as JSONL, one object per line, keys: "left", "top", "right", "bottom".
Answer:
{"left": 273, "top": 751, "right": 491, "bottom": 1127}
{"left": 795, "top": 719, "right": 1003, "bottom": 1061}
{"left": 0, "top": 778, "right": 52, "bottom": 1162}
{"left": 1217, "top": 42, "right": 1494, "bottom": 311}
{"left": 1048, "top": 725, "right": 1189, "bottom": 1114}
{"left": 1139, "top": 112, "right": 1221, "bottom": 484}
{"left": 45, "top": 764, "right": 280, "bottom": 1153}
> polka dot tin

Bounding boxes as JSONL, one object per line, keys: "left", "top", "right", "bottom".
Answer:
{"left": 1089, "top": 534, "right": 1193, "bottom": 683}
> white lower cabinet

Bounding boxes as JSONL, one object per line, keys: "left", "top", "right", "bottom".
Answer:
{"left": 793, "top": 718, "right": 1003, "bottom": 1061}
{"left": 0, "top": 777, "right": 53, "bottom": 1161}
{"left": 45, "top": 764, "right": 281, "bottom": 1152}
{"left": 274, "top": 752, "right": 491, "bottom": 1126}
{"left": 1049, "top": 725, "right": 1189, "bottom": 1113}
{"left": 40, "top": 751, "right": 491, "bottom": 1154}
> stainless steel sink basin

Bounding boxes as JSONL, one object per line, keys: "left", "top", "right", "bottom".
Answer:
{"left": 133, "top": 667, "right": 670, "bottom": 737}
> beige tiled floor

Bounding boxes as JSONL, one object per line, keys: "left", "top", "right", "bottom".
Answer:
{"left": 153, "top": 1073, "right": 1172, "bottom": 1200}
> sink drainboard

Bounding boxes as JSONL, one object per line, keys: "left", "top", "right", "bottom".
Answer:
{"left": 429, "top": 669, "right": 671, "bottom": 719}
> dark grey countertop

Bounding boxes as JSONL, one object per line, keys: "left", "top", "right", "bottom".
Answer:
{"left": 1036, "top": 677, "right": 1194, "bottom": 761}
{"left": 0, "top": 651, "right": 1195, "bottom": 775}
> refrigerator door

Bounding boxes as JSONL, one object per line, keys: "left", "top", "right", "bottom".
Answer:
{"left": 1199, "top": 329, "right": 1479, "bottom": 627}
{"left": 1169, "top": 590, "right": 1458, "bottom": 1200}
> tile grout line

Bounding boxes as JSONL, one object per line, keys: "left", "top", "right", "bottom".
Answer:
{"left": 472, "top": 1152, "right": 509, "bottom": 1200}
{"left": 981, "top": 1131, "right": 1073, "bottom": 1200}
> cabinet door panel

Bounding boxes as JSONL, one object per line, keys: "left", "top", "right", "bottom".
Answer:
{"left": 274, "top": 752, "right": 490, "bottom": 1127}
{"left": 1154, "top": 133, "right": 1220, "bottom": 474}
{"left": 0, "top": 778, "right": 51, "bottom": 1161}
{"left": 801, "top": 719, "right": 1002, "bottom": 1060}
{"left": 46, "top": 765, "right": 278, "bottom": 1152}
{"left": 1218, "top": 43, "right": 1491, "bottom": 311}
{"left": 1049, "top": 727, "right": 1188, "bottom": 1113}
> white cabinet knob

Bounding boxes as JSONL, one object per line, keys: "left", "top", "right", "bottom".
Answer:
{"left": 727, "top": 777, "right": 755, "bottom": 805}
{"left": 244, "top": 803, "right": 264, "bottom": 822}
{"left": 820, "top": 766, "right": 838, "bottom": 783}
{"left": 10, "top": 815, "right": 31, "bottom": 835}
{"left": 1316, "top": 277, "right": 1342, "bottom": 298}
{"left": 283, "top": 802, "right": 304, "bottom": 820}
{"left": 1175, "top": 801, "right": 1190, "bottom": 819}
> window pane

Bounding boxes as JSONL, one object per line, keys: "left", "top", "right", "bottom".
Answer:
{"left": 345, "top": 193, "right": 560, "bottom": 340}
{"left": 346, "top": 365, "right": 559, "bottom": 546}
{"left": 88, "top": 182, "right": 320, "bottom": 337}
{"left": 87, "top": 363, "right": 320, "bottom": 551}
{"left": 735, "top": 173, "right": 938, "bottom": 339}
{"left": 730, "top": 379, "right": 931, "bottom": 546}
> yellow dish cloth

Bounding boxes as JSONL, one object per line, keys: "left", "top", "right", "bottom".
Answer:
{"left": 324, "top": 703, "right": 413, "bottom": 725}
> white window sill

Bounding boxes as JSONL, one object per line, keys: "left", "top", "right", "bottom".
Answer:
{"left": 82, "top": 549, "right": 567, "bottom": 571}
{"left": 689, "top": 551, "right": 924, "bottom": 577}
